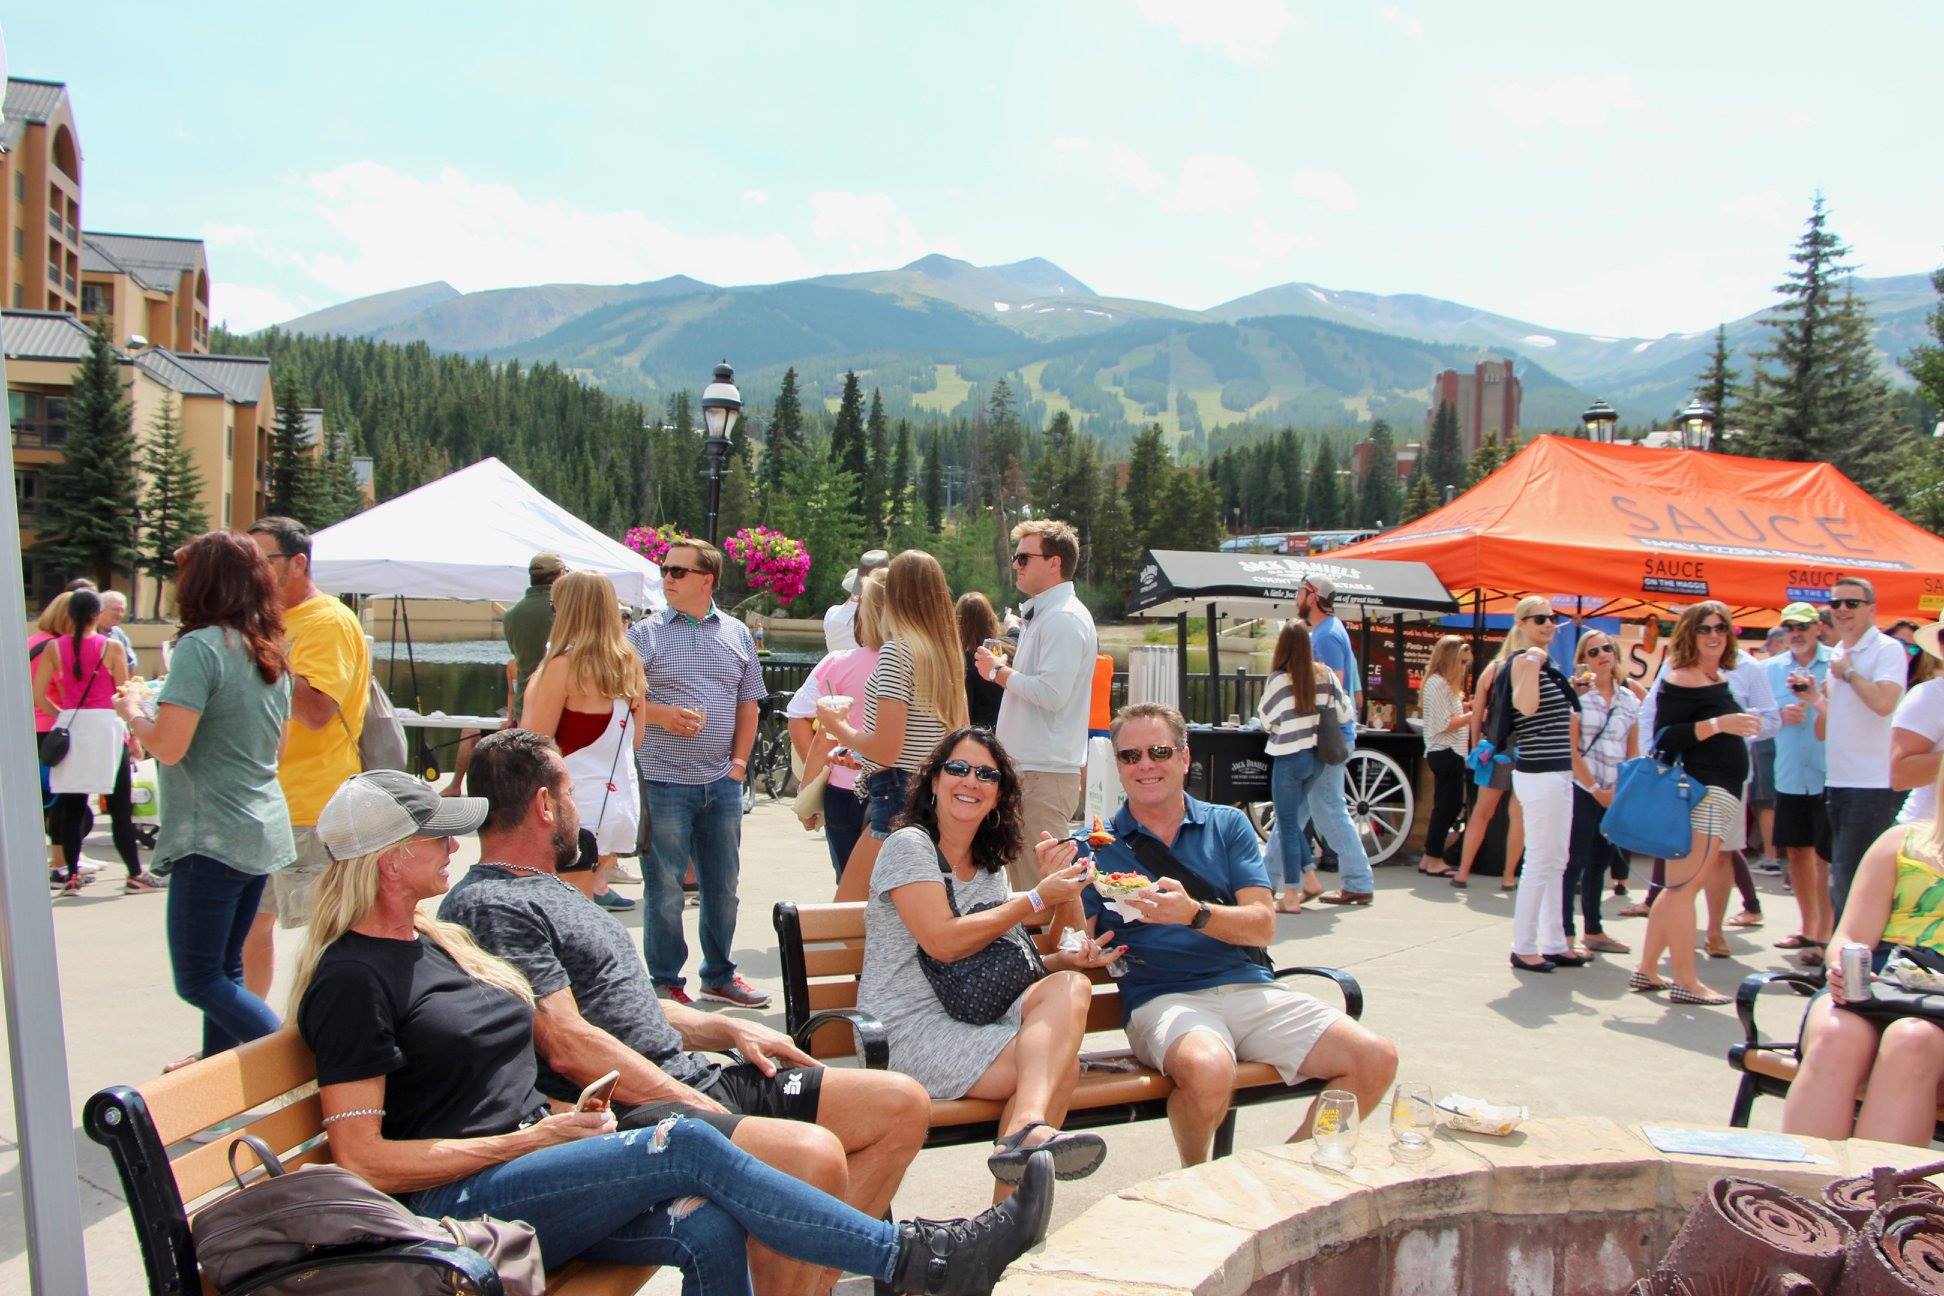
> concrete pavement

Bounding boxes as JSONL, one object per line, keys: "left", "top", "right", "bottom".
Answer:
{"left": 0, "top": 800, "right": 1820, "bottom": 1293}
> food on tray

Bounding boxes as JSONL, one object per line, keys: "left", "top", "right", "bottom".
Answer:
{"left": 1435, "top": 1093, "right": 1527, "bottom": 1137}
{"left": 1092, "top": 870, "right": 1153, "bottom": 900}
{"left": 1086, "top": 815, "right": 1116, "bottom": 847}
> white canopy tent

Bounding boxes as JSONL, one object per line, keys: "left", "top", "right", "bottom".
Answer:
{"left": 310, "top": 457, "right": 664, "bottom": 608}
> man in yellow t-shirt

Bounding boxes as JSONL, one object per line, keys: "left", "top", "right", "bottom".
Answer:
{"left": 246, "top": 516, "right": 371, "bottom": 946}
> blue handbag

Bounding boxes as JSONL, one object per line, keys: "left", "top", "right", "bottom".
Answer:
{"left": 1600, "top": 755, "right": 1701, "bottom": 859}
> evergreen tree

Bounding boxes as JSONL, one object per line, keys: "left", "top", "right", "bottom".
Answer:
{"left": 1400, "top": 472, "right": 1440, "bottom": 524}
{"left": 1356, "top": 419, "right": 1402, "bottom": 528}
{"left": 1465, "top": 432, "right": 1506, "bottom": 488}
{"left": 1897, "top": 268, "right": 1944, "bottom": 531}
{"left": 827, "top": 372, "right": 867, "bottom": 507}
{"left": 983, "top": 378, "right": 1023, "bottom": 575}
{"left": 921, "top": 432, "right": 945, "bottom": 530}
{"left": 1125, "top": 425, "right": 1171, "bottom": 549}
{"left": 1092, "top": 465, "right": 1139, "bottom": 590}
{"left": 1062, "top": 437, "right": 1102, "bottom": 580}
{"left": 1423, "top": 400, "right": 1464, "bottom": 495}
{"left": 1031, "top": 410, "right": 1075, "bottom": 517}
{"left": 1742, "top": 193, "right": 1851, "bottom": 464}
{"left": 887, "top": 418, "right": 914, "bottom": 526}
{"left": 1152, "top": 468, "right": 1223, "bottom": 550}
{"left": 32, "top": 324, "right": 141, "bottom": 587}
{"left": 1308, "top": 440, "right": 1343, "bottom": 527}
{"left": 861, "top": 387, "right": 890, "bottom": 537}
{"left": 269, "top": 378, "right": 315, "bottom": 520}
{"left": 1278, "top": 429, "right": 1306, "bottom": 529}
{"left": 1696, "top": 324, "right": 1739, "bottom": 434}
{"left": 1823, "top": 286, "right": 1907, "bottom": 499}
{"left": 761, "top": 366, "right": 806, "bottom": 505}
{"left": 134, "top": 395, "right": 208, "bottom": 614}
{"left": 773, "top": 453, "right": 865, "bottom": 613}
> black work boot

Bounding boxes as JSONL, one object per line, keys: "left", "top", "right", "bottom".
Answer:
{"left": 887, "top": 1148, "right": 1053, "bottom": 1295}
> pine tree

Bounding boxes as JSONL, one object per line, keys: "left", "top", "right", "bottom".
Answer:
{"left": 1423, "top": 399, "right": 1464, "bottom": 495}
{"left": 983, "top": 378, "right": 1023, "bottom": 575}
{"left": 1465, "top": 432, "right": 1506, "bottom": 488}
{"left": 1031, "top": 410, "right": 1075, "bottom": 517}
{"left": 1092, "top": 465, "right": 1139, "bottom": 589}
{"left": 1278, "top": 429, "right": 1306, "bottom": 529}
{"left": 861, "top": 387, "right": 889, "bottom": 537}
{"left": 135, "top": 395, "right": 209, "bottom": 615}
{"left": 1898, "top": 268, "right": 1944, "bottom": 531}
{"left": 1356, "top": 419, "right": 1402, "bottom": 528}
{"left": 269, "top": 378, "right": 314, "bottom": 520}
{"left": 32, "top": 324, "right": 141, "bottom": 587}
{"left": 887, "top": 418, "right": 914, "bottom": 526}
{"left": 1125, "top": 425, "right": 1171, "bottom": 549}
{"left": 1823, "top": 286, "right": 1907, "bottom": 499}
{"left": 827, "top": 373, "right": 867, "bottom": 509}
{"left": 1062, "top": 436, "right": 1102, "bottom": 580}
{"left": 921, "top": 432, "right": 945, "bottom": 530}
{"left": 1308, "top": 440, "right": 1342, "bottom": 528}
{"left": 773, "top": 453, "right": 865, "bottom": 613}
{"left": 1400, "top": 473, "right": 1440, "bottom": 524}
{"left": 312, "top": 419, "right": 366, "bottom": 529}
{"left": 761, "top": 366, "right": 806, "bottom": 505}
{"left": 1742, "top": 193, "right": 1851, "bottom": 463}
{"left": 1696, "top": 325, "right": 1739, "bottom": 434}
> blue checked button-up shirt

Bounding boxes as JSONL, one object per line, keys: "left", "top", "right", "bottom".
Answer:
{"left": 1764, "top": 645, "right": 1832, "bottom": 796}
{"left": 627, "top": 605, "right": 767, "bottom": 785}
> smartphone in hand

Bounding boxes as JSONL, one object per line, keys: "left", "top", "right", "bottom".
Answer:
{"left": 576, "top": 1070, "right": 621, "bottom": 1113}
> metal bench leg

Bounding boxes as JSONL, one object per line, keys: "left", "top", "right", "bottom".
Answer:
{"left": 1728, "top": 1073, "right": 1760, "bottom": 1129}
{"left": 1212, "top": 1109, "right": 1238, "bottom": 1160}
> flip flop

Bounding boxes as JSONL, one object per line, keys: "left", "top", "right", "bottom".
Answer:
{"left": 1773, "top": 934, "right": 1823, "bottom": 950}
{"left": 988, "top": 1122, "right": 1107, "bottom": 1183}
{"left": 1422, "top": 865, "right": 1457, "bottom": 879}
{"left": 1448, "top": 876, "right": 1470, "bottom": 889}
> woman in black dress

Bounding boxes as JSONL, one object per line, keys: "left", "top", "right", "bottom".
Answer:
{"left": 957, "top": 592, "right": 1007, "bottom": 731}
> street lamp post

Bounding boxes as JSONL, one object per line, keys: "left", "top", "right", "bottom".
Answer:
{"left": 1678, "top": 396, "right": 1716, "bottom": 452}
{"left": 699, "top": 360, "right": 742, "bottom": 546}
{"left": 1580, "top": 398, "right": 1618, "bottom": 444}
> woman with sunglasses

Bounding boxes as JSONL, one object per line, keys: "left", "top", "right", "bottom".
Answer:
{"left": 1503, "top": 597, "right": 1586, "bottom": 973}
{"left": 1630, "top": 601, "right": 1762, "bottom": 1005}
{"left": 1564, "top": 629, "right": 1638, "bottom": 957}
{"left": 1450, "top": 628, "right": 1530, "bottom": 891}
{"left": 1414, "top": 635, "right": 1473, "bottom": 879}
{"left": 857, "top": 728, "right": 1116, "bottom": 1195}
{"left": 1258, "top": 620, "right": 1374, "bottom": 909}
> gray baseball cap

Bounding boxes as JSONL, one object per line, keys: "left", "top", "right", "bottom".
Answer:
{"left": 316, "top": 770, "right": 489, "bottom": 861}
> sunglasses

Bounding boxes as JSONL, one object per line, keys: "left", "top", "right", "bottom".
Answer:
{"left": 660, "top": 564, "right": 701, "bottom": 581}
{"left": 1116, "top": 744, "right": 1179, "bottom": 766}
{"left": 1828, "top": 598, "right": 1870, "bottom": 610}
{"left": 1696, "top": 622, "right": 1730, "bottom": 635}
{"left": 939, "top": 758, "right": 1002, "bottom": 783}
{"left": 1011, "top": 550, "right": 1046, "bottom": 568}
{"left": 1521, "top": 613, "right": 1558, "bottom": 625}
{"left": 1583, "top": 643, "right": 1616, "bottom": 657}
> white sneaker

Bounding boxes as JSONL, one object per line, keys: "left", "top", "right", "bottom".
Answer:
{"left": 1751, "top": 856, "right": 1784, "bottom": 876}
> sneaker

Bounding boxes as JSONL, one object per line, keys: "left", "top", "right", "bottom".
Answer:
{"left": 699, "top": 976, "right": 772, "bottom": 1008}
{"left": 592, "top": 889, "right": 636, "bottom": 912}
{"left": 657, "top": 984, "right": 694, "bottom": 1006}
{"left": 124, "top": 872, "right": 165, "bottom": 893}
{"left": 608, "top": 865, "right": 643, "bottom": 885}
{"left": 1750, "top": 856, "right": 1785, "bottom": 876}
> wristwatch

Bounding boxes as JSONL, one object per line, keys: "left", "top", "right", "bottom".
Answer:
{"left": 1190, "top": 901, "right": 1213, "bottom": 930}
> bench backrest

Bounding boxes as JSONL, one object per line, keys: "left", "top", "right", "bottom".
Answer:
{"left": 772, "top": 899, "right": 1125, "bottom": 1057}
{"left": 85, "top": 1029, "right": 327, "bottom": 1296}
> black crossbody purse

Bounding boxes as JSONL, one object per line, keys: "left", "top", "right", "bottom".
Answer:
{"left": 915, "top": 842, "right": 1047, "bottom": 1025}
{"left": 1120, "top": 831, "right": 1274, "bottom": 970}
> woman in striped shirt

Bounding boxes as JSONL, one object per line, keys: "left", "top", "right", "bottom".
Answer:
{"left": 1506, "top": 596, "right": 1586, "bottom": 974}
{"left": 1565, "top": 629, "right": 1639, "bottom": 956}
{"left": 1257, "top": 620, "right": 1373, "bottom": 912}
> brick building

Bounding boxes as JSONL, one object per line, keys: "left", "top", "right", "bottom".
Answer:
{"left": 1425, "top": 359, "right": 1521, "bottom": 456}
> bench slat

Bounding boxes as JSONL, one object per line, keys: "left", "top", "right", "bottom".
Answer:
{"left": 802, "top": 946, "right": 865, "bottom": 978}
{"left": 141, "top": 1029, "right": 317, "bottom": 1146}
{"left": 171, "top": 1095, "right": 325, "bottom": 1204}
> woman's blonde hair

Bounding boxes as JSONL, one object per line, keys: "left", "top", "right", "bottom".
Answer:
{"left": 1495, "top": 595, "right": 1553, "bottom": 663}
{"left": 881, "top": 551, "right": 967, "bottom": 729}
{"left": 36, "top": 592, "right": 73, "bottom": 636}
{"left": 545, "top": 571, "right": 645, "bottom": 702}
{"left": 1574, "top": 629, "right": 1613, "bottom": 669}
{"left": 287, "top": 835, "right": 536, "bottom": 1014}
{"left": 1667, "top": 601, "right": 1739, "bottom": 673}
{"left": 856, "top": 571, "right": 888, "bottom": 652}
{"left": 1425, "top": 634, "right": 1468, "bottom": 687}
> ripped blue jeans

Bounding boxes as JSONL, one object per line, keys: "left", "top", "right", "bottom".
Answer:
{"left": 404, "top": 1115, "right": 898, "bottom": 1296}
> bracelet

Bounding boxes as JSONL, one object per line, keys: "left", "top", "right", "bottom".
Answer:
{"left": 321, "top": 1107, "right": 385, "bottom": 1126}
{"left": 1026, "top": 888, "right": 1046, "bottom": 912}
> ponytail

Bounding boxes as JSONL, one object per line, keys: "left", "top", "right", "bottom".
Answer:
{"left": 64, "top": 589, "right": 101, "bottom": 680}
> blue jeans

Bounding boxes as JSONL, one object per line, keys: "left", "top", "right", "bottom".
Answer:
{"left": 823, "top": 782, "right": 867, "bottom": 881}
{"left": 1827, "top": 786, "right": 1908, "bottom": 916}
{"left": 644, "top": 777, "right": 744, "bottom": 989}
{"left": 164, "top": 854, "right": 283, "bottom": 1057}
{"left": 1271, "top": 749, "right": 1374, "bottom": 894}
{"left": 864, "top": 768, "right": 911, "bottom": 839}
{"left": 405, "top": 1115, "right": 897, "bottom": 1296}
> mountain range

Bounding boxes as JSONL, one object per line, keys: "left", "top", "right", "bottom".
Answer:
{"left": 277, "top": 256, "right": 1933, "bottom": 446}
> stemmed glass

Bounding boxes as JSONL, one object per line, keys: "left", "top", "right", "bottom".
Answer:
{"left": 1390, "top": 1082, "right": 1435, "bottom": 1161}
{"left": 1312, "top": 1090, "right": 1360, "bottom": 1170}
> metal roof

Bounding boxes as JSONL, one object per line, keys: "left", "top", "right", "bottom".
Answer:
{"left": 134, "top": 348, "right": 221, "bottom": 398}
{"left": 82, "top": 237, "right": 165, "bottom": 293}
{"left": 2, "top": 78, "right": 67, "bottom": 150}
{"left": 172, "top": 353, "right": 271, "bottom": 404}
{"left": 1, "top": 309, "right": 94, "bottom": 361}
{"left": 81, "top": 232, "right": 207, "bottom": 283}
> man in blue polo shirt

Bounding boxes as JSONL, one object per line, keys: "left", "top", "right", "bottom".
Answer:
{"left": 1046, "top": 702, "right": 1397, "bottom": 1165}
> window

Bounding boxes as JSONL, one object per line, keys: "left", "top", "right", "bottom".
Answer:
{"left": 11, "top": 391, "right": 68, "bottom": 448}
{"left": 10, "top": 284, "right": 20, "bottom": 307}
{"left": 223, "top": 490, "right": 231, "bottom": 523}
{"left": 82, "top": 282, "right": 110, "bottom": 316}
{"left": 13, "top": 171, "right": 23, "bottom": 201}
{"left": 15, "top": 470, "right": 39, "bottom": 518}
{"left": 225, "top": 425, "right": 233, "bottom": 457}
{"left": 8, "top": 390, "right": 30, "bottom": 424}
{"left": 11, "top": 227, "right": 20, "bottom": 256}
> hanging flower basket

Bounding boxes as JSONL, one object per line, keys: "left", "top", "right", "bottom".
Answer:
{"left": 724, "top": 526, "right": 811, "bottom": 608}
{"left": 624, "top": 523, "right": 694, "bottom": 566}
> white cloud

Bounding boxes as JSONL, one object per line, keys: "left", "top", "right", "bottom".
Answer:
{"left": 808, "top": 191, "right": 962, "bottom": 269}
{"left": 211, "top": 281, "right": 313, "bottom": 332}
{"left": 740, "top": 188, "right": 770, "bottom": 208}
{"left": 1289, "top": 168, "right": 1357, "bottom": 213}
{"left": 1484, "top": 73, "right": 1642, "bottom": 131}
{"left": 1247, "top": 216, "right": 1315, "bottom": 260}
{"left": 1171, "top": 154, "right": 1260, "bottom": 212}
{"left": 1135, "top": 0, "right": 1300, "bottom": 64}
{"left": 1381, "top": 6, "right": 1423, "bottom": 39}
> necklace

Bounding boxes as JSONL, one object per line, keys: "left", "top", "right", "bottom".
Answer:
{"left": 482, "top": 861, "right": 579, "bottom": 894}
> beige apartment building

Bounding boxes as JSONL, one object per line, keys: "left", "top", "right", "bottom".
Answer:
{"left": 82, "top": 232, "right": 211, "bottom": 354}
{"left": 1, "top": 77, "right": 84, "bottom": 316}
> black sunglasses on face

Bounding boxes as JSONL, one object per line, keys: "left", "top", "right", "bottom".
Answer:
{"left": 1696, "top": 622, "right": 1730, "bottom": 635}
{"left": 1828, "top": 598, "right": 1870, "bottom": 610}
{"left": 1521, "top": 613, "right": 1557, "bottom": 625}
{"left": 1116, "top": 744, "right": 1179, "bottom": 765}
{"left": 1584, "top": 643, "right": 1616, "bottom": 657}
{"left": 1011, "top": 550, "right": 1046, "bottom": 568}
{"left": 940, "top": 758, "right": 1002, "bottom": 783}
{"left": 660, "top": 564, "right": 697, "bottom": 580}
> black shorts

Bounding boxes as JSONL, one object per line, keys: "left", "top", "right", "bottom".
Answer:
{"left": 1772, "top": 791, "right": 1831, "bottom": 859}
{"left": 615, "top": 1062, "right": 824, "bottom": 1138}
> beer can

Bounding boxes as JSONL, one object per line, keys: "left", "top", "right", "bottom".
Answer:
{"left": 1838, "top": 943, "right": 1873, "bottom": 1003}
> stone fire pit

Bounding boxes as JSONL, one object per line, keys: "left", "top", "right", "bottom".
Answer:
{"left": 995, "top": 1119, "right": 1943, "bottom": 1296}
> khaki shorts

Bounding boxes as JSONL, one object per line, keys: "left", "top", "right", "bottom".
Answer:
{"left": 259, "top": 827, "right": 331, "bottom": 929}
{"left": 1127, "top": 981, "right": 1344, "bottom": 1085}
{"left": 1008, "top": 770, "right": 1081, "bottom": 891}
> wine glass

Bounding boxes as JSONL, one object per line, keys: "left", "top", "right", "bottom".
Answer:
{"left": 1312, "top": 1090, "right": 1359, "bottom": 1170}
{"left": 1390, "top": 1082, "right": 1434, "bottom": 1161}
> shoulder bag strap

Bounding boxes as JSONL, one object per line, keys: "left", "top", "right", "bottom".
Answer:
{"left": 57, "top": 639, "right": 110, "bottom": 716}
{"left": 593, "top": 703, "right": 629, "bottom": 830}
{"left": 929, "top": 839, "right": 964, "bottom": 918}
{"left": 1121, "top": 831, "right": 1273, "bottom": 969}
{"left": 1577, "top": 698, "right": 1619, "bottom": 757}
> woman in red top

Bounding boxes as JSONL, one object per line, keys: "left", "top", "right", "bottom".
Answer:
{"left": 33, "top": 589, "right": 155, "bottom": 893}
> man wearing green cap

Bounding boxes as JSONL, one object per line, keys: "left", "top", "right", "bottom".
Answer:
{"left": 504, "top": 553, "right": 565, "bottom": 717}
{"left": 1764, "top": 601, "right": 1834, "bottom": 960}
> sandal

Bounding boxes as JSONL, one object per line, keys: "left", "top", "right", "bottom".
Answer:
{"left": 1448, "top": 875, "right": 1470, "bottom": 889}
{"left": 1667, "top": 986, "right": 1731, "bottom": 1006}
{"left": 1421, "top": 864, "right": 1456, "bottom": 879}
{"left": 1582, "top": 933, "right": 1632, "bottom": 955}
{"left": 1727, "top": 911, "right": 1764, "bottom": 928}
{"left": 1773, "top": 934, "right": 1823, "bottom": 951}
{"left": 1274, "top": 895, "right": 1307, "bottom": 914}
{"left": 988, "top": 1122, "right": 1107, "bottom": 1183}
{"left": 1704, "top": 938, "right": 1732, "bottom": 959}
{"left": 1628, "top": 971, "right": 1669, "bottom": 993}
{"left": 1617, "top": 903, "right": 1653, "bottom": 918}
{"left": 1798, "top": 947, "right": 1826, "bottom": 968}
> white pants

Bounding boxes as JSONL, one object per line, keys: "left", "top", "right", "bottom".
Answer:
{"left": 1511, "top": 769, "right": 1573, "bottom": 958}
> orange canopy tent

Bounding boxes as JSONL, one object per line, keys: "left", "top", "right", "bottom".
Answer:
{"left": 1330, "top": 435, "right": 1944, "bottom": 626}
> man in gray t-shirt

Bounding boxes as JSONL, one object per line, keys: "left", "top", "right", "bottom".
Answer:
{"left": 442, "top": 729, "right": 928, "bottom": 1278}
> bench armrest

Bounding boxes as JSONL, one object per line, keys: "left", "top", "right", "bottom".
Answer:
{"left": 224, "top": 1239, "right": 504, "bottom": 1295}
{"left": 794, "top": 1009, "right": 890, "bottom": 1070}
{"left": 1274, "top": 965, "right": 1365, "bottom": 1020}
{"left": 1735, "top": 970, "right": 1821, "bottom": 1054}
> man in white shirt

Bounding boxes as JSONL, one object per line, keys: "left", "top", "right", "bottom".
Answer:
{"left": 822, "top": 549, "right": 888, "bottom": 653}
{"left": 99, "top": 590, "right": 137, "bottom": 672}
{"left": 1889, "top": 623, "right": 1944, "bottom": 826}
{"left": 977, "top": 519, "right": 1098, "bottom": 889}
{"left": 1817, "top": 576, "right": 1909, "bottom": 913}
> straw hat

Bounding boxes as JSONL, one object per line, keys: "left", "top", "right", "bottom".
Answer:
{"left": 1913, "top": 622, "right": 1944, "bottom": 664}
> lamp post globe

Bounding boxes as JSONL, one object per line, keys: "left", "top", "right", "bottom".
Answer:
{"left": 1678, "top": 396, "right": 1715, "bottom": 452}
{"left": 699, "top": 360, "right": 742, "bottom": 544}
{"left": 1580, "top": 398, "right": 1617, "bottom": 444}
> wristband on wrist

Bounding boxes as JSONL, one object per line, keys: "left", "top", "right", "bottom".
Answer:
{"left": 1026, "top": 888, "right": 1045, "bottom": 912}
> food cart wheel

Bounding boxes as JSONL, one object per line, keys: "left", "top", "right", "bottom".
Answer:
{"left": 1344, "top": 748, "right": 1413, "bottom": 865}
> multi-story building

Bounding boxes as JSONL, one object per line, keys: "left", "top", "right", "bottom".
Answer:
{"left": 1425, "top": 359, "right": 1521, "bottom": 457}
{"left": 6, "top": 309, "right": 271, "bottom": 608}
{"left": 82, "top": 232, "right": 210, "bottom": 353}
{"left": 0, "top": 77, "right": 84, "bottom": 315}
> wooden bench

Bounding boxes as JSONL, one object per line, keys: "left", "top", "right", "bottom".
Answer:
{"left": 85, "top": 1029, "right": 656, "bottom": 1296}
{"left": 1726, "top": 968, "right": 1944, "bottom": 1136}
{"left": 772, "top": 899, "right": 1366, "bottom": 1159}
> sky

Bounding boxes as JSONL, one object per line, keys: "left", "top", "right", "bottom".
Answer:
{"left": 8, "top": 1, "right": 1940, "bottom": 337}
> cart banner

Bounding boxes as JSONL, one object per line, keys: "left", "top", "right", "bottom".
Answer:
{"left": 1131, "top": 549, "right": 1457, "bottom": 619}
